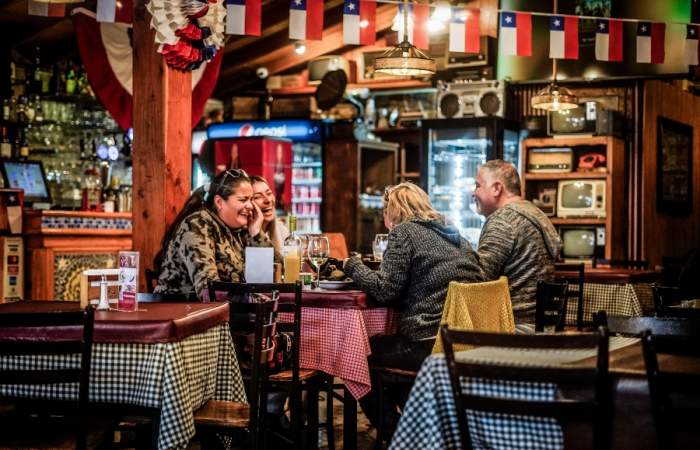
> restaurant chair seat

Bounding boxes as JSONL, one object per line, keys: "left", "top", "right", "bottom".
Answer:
{"left": 652, "top": 284, "right": 700, "bottom": 319}
{"left": 269, "top": 368, "right": 321, "bottom": 382}
{"left": 194, "top": 399, "right": 250, "bottom": 429}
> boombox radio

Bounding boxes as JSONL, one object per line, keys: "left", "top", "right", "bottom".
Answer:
{"left": 437, "top": 80, "right": 506, "bottom": 119}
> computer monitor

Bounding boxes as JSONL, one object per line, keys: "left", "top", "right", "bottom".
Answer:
{"left": 0, "top": 160, "right": 51, "bottom": 206}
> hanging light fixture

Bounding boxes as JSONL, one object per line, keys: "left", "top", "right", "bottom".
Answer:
{"left": 531, "top": 0, "right": 578, "bottom": 111}
{"left": 374, "top": 0, "right": 436, "bottom": 77}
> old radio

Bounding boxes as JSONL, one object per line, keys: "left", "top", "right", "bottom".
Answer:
{"left": 532, "top": 188, "right": 557, "bottom": 217}
{"left": 527, "top": 148, "right": 573, "bottom": 173}
{"left": 436, "top": 80, "right": 505, "bottom": 118}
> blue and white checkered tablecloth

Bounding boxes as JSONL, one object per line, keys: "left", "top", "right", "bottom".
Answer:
{"left": 389, "top": 354, "right": 563, "bottom": 450}
{"left": 0, "top": 323, "right": 245, "bottom": 450}
{"left": 565, "top": 282, "right": 644, "bottom": 326}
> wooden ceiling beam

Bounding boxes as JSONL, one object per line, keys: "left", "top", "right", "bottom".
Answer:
{"left": 217, "top": 3, "right": 397, "bottom": 94}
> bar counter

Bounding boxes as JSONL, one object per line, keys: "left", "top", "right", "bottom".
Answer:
{"left": 23, "top": 210, "right": 132, "bottom": 301}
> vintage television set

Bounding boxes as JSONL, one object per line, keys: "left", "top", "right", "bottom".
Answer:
{"left": 560, "top": 227, "right": 605, "bottom": 262}
{"left": 547, "top": 101, "right": 624, "bottom": 138}
{"left": 556, "top": 179, "right": 606, "bottom": 218}
{"left": 0, "top": 160, "right": 51, "bottom": 208}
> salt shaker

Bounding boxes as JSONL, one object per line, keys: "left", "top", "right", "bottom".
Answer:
{"left": 97, "top": 274, "right": 110, "bottom": 311}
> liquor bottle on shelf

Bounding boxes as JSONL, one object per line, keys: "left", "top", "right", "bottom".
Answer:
{"left": 282, "top": 215, "right": 302, "bottom": 282}
{"left": 0, "top": 127, "right": 12, "bottom": 158}
{"left": 18, "top": 129, "right": 29, "bottom": 160}
{"left": 65, "top": 64, "right": 77, "bottom": 96}
{"left": 2, "top": 98, "right": 9, "bottom": 121}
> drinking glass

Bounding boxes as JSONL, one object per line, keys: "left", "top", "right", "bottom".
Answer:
{"left": 372, "top": 234, "right": 389, "bottom": 261}
{"left": 307, "top": 235, "right": 330, "bottom": 290}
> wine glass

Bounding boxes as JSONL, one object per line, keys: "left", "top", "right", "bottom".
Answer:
{"left": 372, "top": 234, "right": 389, "bottom": 261}
{"left": 307, "top": 235, "right": 330, "bottom": 290}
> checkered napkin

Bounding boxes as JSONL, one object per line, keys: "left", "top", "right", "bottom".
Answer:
{"left": 279, "top": 307, "right": 396, "bottom": 399}
{"left": 565, "top": 282, "right": 643, "bottom": 326}
{"left": 389, "top": 355, "right": 563, "bottom": 450}
{"left": 0, "top": 323, "right": 245, "bottom": 450}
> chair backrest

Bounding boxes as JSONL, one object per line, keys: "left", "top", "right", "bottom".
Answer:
{"left": 652, "top": 284, "right": 700, "bottom": 318}
{"left": 641, "top": 329, "right": 700, "bottom": 448}
{"left": 594, "top": 311, "right": 700, "bottom": 337}
{"left": 440, "top": 325, "right": 610, "bottom": 450}
{"left": 324, "top": 232, "right": 349, "bottom": 259}
{"left": 555, "top": 262, "right": 585, "bottom": 329}
{"left": 432, "top": 276, "right": 514, "bottom": 354}
{"left": 79, "top": 268, "right": 120, "bottom": 308}
{"left": 0, "top": 305, "right": 95, "bottom": 450}
{"left": 535, "top": 279, "right": 569, "bottom": 332}
{"left": 135, "top": 292, "right": 199, "bottom": 303}
{"left": 593, "top": 259, "right": 649, "bottom": 270}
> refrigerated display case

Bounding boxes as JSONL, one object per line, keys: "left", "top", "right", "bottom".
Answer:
{"left": 201, "top": 120, "right": 330, "bottom": 233}
{"left": 421, "top": 118, "right": 519, "bottom": 248}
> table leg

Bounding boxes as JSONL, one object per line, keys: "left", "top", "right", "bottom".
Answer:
{"left": 343, "top": 385, "right": 357, "bottom": 450}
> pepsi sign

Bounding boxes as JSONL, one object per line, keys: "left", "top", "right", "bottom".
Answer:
{"left": 208, "top": 120, "right": 323, "bottom": 143}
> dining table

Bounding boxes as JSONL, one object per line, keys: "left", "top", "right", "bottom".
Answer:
{"left": 555, "top": 267, "right": 661, "bottom": 325}
{"left": 390, "top": 336, "right": 700, "bottom": 450}
{"left": 279, "top": 287, "right": 397, "bottom": 450}
{"left": 0, "top": 301, "right": 245, "bottom": 450}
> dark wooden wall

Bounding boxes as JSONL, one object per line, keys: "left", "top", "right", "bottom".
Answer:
{"left": 641, "top": 80, "right": 700, "bottom": 267}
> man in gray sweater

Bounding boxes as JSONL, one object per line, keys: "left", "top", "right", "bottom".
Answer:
{"left": 473, "top": 160, "right": 562, "bottom": 328}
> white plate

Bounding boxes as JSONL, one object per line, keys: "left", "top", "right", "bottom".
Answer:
{"left": 318, "top": 280, "right": 354, "bottom": 290}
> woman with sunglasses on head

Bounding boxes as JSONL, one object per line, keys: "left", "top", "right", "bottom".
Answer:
{"left": 153, "top": 169, "right": 275, "bottom": 300}
{"left": 342, "top": 182, "right": 484, "bottom": 428}
{"left": 250, "top": 175, "right": 290, "bottom": 254}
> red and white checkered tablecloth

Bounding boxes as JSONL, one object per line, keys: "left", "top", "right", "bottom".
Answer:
{"left": 281, "top": 307, "right": 397, "bottom": 399}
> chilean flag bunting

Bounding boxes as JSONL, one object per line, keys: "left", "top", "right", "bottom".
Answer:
{"left": 226, "top": 0, "right": 262, "bottom": 36}
{"left": 398, "top": 3, "right": 429, "bottom": 50}
{"left": 686, "top": 24, "right": 699, "bottom": 66}
{"left": 636, "top": 21, "right": 665, "bottom": 64}
{"left": 449, "top": 8, "right": 480, "bottom": 54}
{"left": 342, "top": 0, "right": 376, "bottom": 46}
{"left": 549, "top": 15, "right": 578, "bottom": 59}
{"left": 500, "top": 11, "right": 531, "bottom": 57}
{"left": 595, "top": 19, "right": 623, "bottom": 62}
{"left": 28, "top": 0, "right": 65, "bottom": 17}
{"left": 289, "top": 0, "right": 324, "bottom": 41}
{"left": 97, "top": 0, "right": 133, "bottom": 23}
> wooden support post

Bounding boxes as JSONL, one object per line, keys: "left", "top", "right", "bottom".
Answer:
{"left": 131, "top": 1, "right": 192, "bottom": 291}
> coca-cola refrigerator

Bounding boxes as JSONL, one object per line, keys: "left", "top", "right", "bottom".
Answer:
{"left": 194, "top": 136, "right": 294, "bottom": 216}
{"left": 196, "top": 120, "right": 328, "bottom": 233}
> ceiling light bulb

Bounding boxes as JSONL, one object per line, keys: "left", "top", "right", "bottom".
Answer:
{"left": 360, "top": 19, "right": 369, "bottom": 28}
{"left": 431, "top": 5, "right": 452, "bottom": 22}
{"left": 427, "top": 19, "right": 445, "bottom": 33}
{"left": 294, "top": 42, "right": 306, "bottom": 55}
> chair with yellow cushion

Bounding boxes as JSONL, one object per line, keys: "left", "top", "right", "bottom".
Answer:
{"left": 373, "top": 276, "right": 515, "bottom": 449}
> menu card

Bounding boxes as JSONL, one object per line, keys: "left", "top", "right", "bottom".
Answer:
{"left": 118, "top": 251, "right": 139, "bottom": 311}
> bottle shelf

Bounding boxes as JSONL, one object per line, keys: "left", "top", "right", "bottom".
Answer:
{"left": 293, "top": 162, "right": 323, "bottom": 168}
{"left": 524, "top": 171, "right": 607, "bottom": 180}
{"left": 549, "top": 217, "right": 606, "bottom": 225}
{"left": 292, "top": 197, "right": 322, "bottom": 203}
{"left": 292, "top": 178, "right": 322, "bottom": 185}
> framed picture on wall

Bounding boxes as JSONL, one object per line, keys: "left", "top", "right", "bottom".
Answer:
{"left": 657, "top": 116, "right": 693, "bottom": 214}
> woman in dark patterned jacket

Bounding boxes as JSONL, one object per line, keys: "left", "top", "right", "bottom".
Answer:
{"left": 153, "top": 169, "right": 274, "bottom": 300}
{"left": 343, "top": 182, "right": 483, "bottom": 427}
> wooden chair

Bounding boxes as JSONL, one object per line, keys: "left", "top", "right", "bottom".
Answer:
{"left": 208, "top": 281, "right": 328, "bottom": 450}
{"left": 194, "top": 295, "right": 278, "bottom": 449}
{"left": 555, "top": 263, "right": 586, "bottom": 329}
{"left": 593, "top": 259, "right": 649, "bottom": 270}
{"left": 535, "top": 279, "right": 569, "bottom": 332}
{"left": 0, "top": 306, "right": 97, "bottom": 450}
{"left": 652, "top": 284, "right": 700, "bottom": 319}
{"left": 440, "top": 325, "right": 611, "bottom": 450}
{"left": 594, "top": 311, "right": 700, "bottom": 337}
{"left": 641, "top": 328, "right": 700, "bottom": 449}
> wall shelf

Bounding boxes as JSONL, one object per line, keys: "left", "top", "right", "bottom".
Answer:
{"left": 549, "top": 217, "right": 607, "bottom": 225}
{"left": 524, "top": 172, "right": 607, "bottom": 180}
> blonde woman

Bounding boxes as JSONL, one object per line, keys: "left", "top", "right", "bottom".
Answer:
{"left": 343, "top": 182, "right": 483, "bottom": 427}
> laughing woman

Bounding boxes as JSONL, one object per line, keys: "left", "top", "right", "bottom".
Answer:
{"left": 153, "top": 169, "right": 274, "bottom": 300}
{"left": 250, "top": 175, "right": 290, "bottom": 254}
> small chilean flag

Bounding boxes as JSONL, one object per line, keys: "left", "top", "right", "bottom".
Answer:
{"left": 27, "top": 0, "right": 65, "bottom": 17}
{"left": 686, "top": 24, "right": 699, "bottom": 66}
{"left": 289, "top": 0, "right": 324, "bottom": 41}
{"left": 343, "top": 0, "right": 376, "bottom": 46}
{"left": 449, "top": 8, "right": 480, "bottom": 54}
{"left": 595, "top": 19, "right": 623, "bottom": 62}
{"left": 549, "top": 15, "right": 578, "bottom": 59}
{"left": 97, "top": 0, "right": 133, "bottom": 23}
{"left": 226, "top": 0, "right": 262, "bottom": 36}
{"left": 500, "top": 11, "right": 531, "bottom": 57}
{"left": 398, "top": 3, "right": 429, "bottom": 50}
{"left": 636, "top": 21, "right": 665, "bottom": 64}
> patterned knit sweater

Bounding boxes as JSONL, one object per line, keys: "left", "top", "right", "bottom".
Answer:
{"left": 476, "top": 200, "right": 562, "bottom": 324}
{"left": 345, "top": 219, "right": 484, "bottom": 341}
